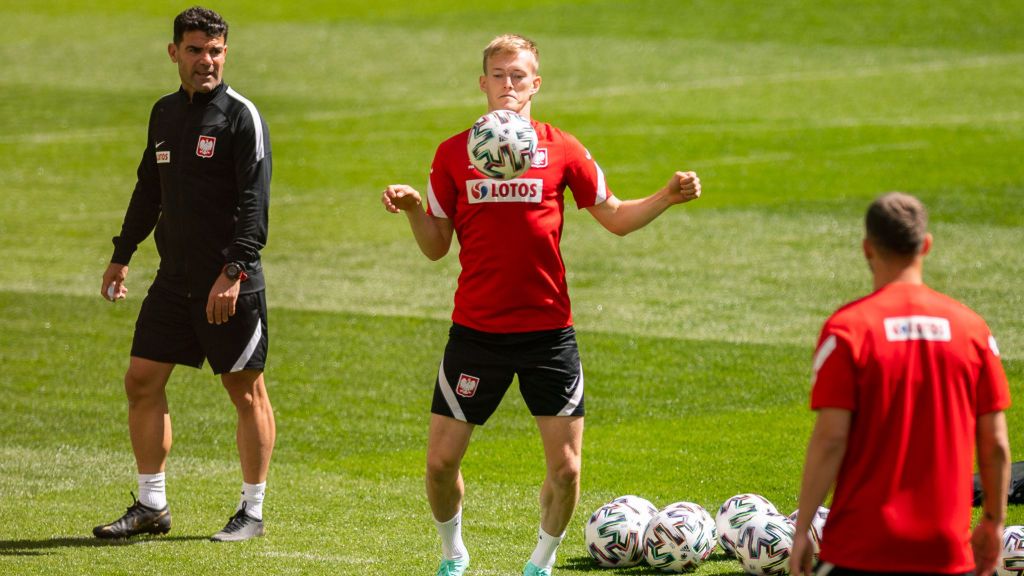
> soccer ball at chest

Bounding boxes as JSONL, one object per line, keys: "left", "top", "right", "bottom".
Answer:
{"left": 467, "top": 110, "right": 537, "bottom": 180}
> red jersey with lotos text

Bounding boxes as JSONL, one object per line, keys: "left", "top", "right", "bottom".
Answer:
{"left": 811, "top": 282, "right": 1010, "bottom": 573}
{"left": 426, "top": 120, "right": 611, "bottom": 333}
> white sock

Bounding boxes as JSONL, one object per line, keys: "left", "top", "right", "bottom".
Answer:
{"left": 435, "top": 509, "right": 468, "bottom": 561}
{"left": 137, "top": 472, "right": 167, "bottom": 510}
{"left": 529, "top": 527, "right": 564, "bottom": 570}
{"left": 237, "top": 481, "right": 266, "bottom": 520}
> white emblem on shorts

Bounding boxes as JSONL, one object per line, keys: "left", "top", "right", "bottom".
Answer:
{"left": 456, "top": 373, "right": 480, "bottom": 398}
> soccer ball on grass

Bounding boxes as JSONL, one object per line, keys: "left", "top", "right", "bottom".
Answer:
{"left": 998, "top": 525, "right": 1024, "bottom": 576}
{"left": 584, "top": 501, "right": 648, "bottom": 567}
{"left": 642, "top": 502, "right": 717, "bottom": 572}
{"left": 733, "top": 512, "right": 795, "bottom": 576}
{"left": 716, "top": 493, "right": 778, "bottom": 557}
{"left": 787, "top": 506, "right": 829, "bottom": 558}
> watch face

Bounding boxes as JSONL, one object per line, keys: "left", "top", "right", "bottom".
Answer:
{"left": 226, "top": 264, "right": 241, "bottom": 279}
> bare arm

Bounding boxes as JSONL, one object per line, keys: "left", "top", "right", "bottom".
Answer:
{"left": 586, "top": 171, "right": 701, "bottom": 236}
{"left": 382, "top": 184, "right": 454, "bottom": 261}
{"left": 972, "top": 410, "right": 1011, "bottom": 576}
{"left": 790, "top": 408, "right": 851, "bottom": 576}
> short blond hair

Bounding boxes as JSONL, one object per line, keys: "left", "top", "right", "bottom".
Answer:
{"left": 482, "top": 34, "right": 539, "bottom": 73}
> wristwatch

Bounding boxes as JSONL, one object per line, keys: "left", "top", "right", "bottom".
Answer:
{"left": 223, "top": 262, "right": 248, "bottom": 282}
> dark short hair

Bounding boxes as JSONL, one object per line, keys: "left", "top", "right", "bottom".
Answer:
{"left": 865, "top": 192, "right": 929, "bottom": 256}
{"left": 173, "top": 6, "right": 228, "bottom": 45}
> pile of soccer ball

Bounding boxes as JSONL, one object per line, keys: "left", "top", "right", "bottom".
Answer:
{"left": 584, "top": 493, "right": 829, "bottom": 574}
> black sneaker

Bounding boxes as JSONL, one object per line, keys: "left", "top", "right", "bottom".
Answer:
{"left": 93, "top": 492, "right": 171, "bottom": 539}
{"left": 210, "top": 504, "right": 264, "bottom": 542}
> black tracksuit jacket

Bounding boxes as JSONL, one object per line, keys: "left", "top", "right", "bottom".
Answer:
{"left": 111, "top": 82, "right": 271, "bottom": 298}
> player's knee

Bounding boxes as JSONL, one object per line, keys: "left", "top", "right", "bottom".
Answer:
{"left": 222, "top": 373, "right": 269, "bottom": 412}
{"left": 123, "top": 370, "right": 161, "bottom": 403}
{"left": 426, "top": 451, "right": 461, "bottom": 481}
{"left": 225, "top": 385, "right": 254, "bottom": 408}
{"left": 549, "top": 457, "right": 581, "bottom": 489}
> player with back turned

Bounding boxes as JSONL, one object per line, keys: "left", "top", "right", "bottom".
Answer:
{"left": 790, "top": 193, "right": 1011, "bottom": 576}
{"left": 382, "top": 34, "right": 703, "bottom": 576}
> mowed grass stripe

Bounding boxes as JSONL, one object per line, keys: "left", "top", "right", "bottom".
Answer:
{"left": 0, "top": 1, "right": 1021, "bottom": 574}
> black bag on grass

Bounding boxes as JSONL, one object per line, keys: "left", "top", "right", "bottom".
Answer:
{"left": 973, "top": 460, "right": 1024, "bottom": 506}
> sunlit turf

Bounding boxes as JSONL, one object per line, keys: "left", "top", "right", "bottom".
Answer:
{"left": 1, "top": 1, "right": 1022, "bottom": 574}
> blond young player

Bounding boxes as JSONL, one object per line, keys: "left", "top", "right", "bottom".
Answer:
{"left": 382, "top": 35, "right": 702, "bottom": 576}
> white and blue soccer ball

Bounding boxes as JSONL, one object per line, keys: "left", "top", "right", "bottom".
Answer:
{"left": 585, "top": 501, "right": 648, "bottom": 567}
{"left": 642, "top": 502, "right": 718, "bottom": 573}
{"left": 734, "top": 512, "right": 796, "bottom": 576}
{"left": 716, "top": 493, "right": 779, "bottom": 557}
{"left": 998, "top": 525, "right": 1024, "bottom": 576}
{"left": 787, "top": 506, "right": 829, "bottom": 558}
{"left": 466, "top": 110, "right": 537, "bottom": 180}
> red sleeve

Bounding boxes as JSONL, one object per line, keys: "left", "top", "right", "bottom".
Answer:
{"left": 426, "top": 141, "right": 457, "bottom": 219}
{"left": 562, "top": 132, "right": 611, "bottom": 209}
{"left": 976, "top": 331, "right": 1011, "bottom": 415}
{"left": 810, "top": 329, "right": 858, "bottom": 411}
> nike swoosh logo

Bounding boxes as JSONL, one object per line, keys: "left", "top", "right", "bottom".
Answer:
{"left": 155, "top": 140, "right": 166, "bottom": 148}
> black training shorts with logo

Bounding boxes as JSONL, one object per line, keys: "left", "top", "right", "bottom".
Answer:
{"left": 432, "top": 323, "right": 585, "bottom": 425}
{"left": 131, "top": 285, "right": 268, "bottom": 375}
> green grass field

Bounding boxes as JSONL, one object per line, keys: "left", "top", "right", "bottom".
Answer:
{"left": 1, "top": 1, "right": 1022, "bottom": 574}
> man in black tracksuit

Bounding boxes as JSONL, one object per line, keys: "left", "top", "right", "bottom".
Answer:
{"left": 95, "top": 6, "right": 275, "bottom": 543}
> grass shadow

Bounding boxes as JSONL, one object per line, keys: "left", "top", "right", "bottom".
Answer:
{"left": 0, "top": 535, "right": 210, "bottom": 556}
{"left": 560, "top": 555, "right": 748, "bottom": 575}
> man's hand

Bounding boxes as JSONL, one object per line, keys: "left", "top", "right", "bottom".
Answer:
{"left": 663, "top": 171, "right": 701, "bottom": 205}
{"left": 382, "top": 184, "right": 423, "bottom": 213}
{"left": 789, "top": 531, "right": 815, "bottom": 576}
{"left": 972, "top": 515, "right": 1003, "bottom": 576}
{"left": 206, "top": 273, "right": 240, "bottom": 325}
{"left": 101, "top": 263, "right": 128, "bottom": 302}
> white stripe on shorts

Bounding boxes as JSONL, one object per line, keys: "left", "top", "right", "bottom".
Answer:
{"left": 436, "top": 361, "right": 467, "bottom": 422}
{"left": 556, "top": 363, "right": 584, "bottom": 416}
{"left": 230, "top": 319, "right": 263, "bottom": 373}
{"left": 815, "top": 563, "right": 834, "bottom": 576}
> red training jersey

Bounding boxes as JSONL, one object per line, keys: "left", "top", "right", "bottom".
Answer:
{"left": 811, "top": 282, "right": 1010, "bottom": 573}
{"left": 426, "top": 119, "right": 611, "bottom": 333}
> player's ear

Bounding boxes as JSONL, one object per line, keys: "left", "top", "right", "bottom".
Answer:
{"left": 479, "top": 75, "right": 487, "bottom": 93}
{"left": 531, "top": 75, "right": 542, "bottom": 95}
{"left": 919, "top": 233, "right": 933, "bottom": 257}
{"left": 168, "top": 42, "right": 178, "bottom": 63}
{"left": 862, "top": 237, "right": 874, "bottom": 261}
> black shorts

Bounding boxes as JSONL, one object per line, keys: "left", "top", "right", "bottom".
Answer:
{"left": 431, "top": 323, "right": 585, "bottom": 425}
{"left": 817, "top": 563, "right": 972, "bottom": 576}
{"left": 131, "top": 285, "right": 268, "bottom": 375}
